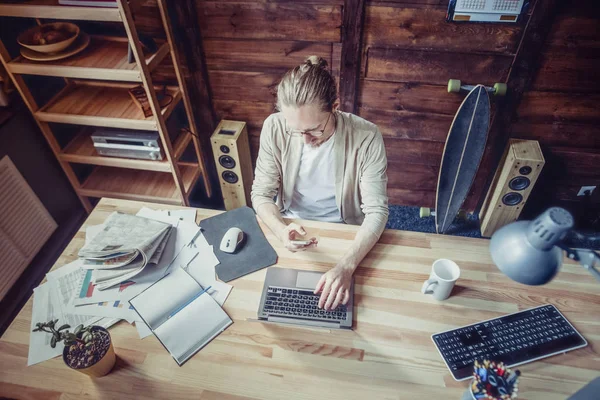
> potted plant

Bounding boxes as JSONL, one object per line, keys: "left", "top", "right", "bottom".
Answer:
{"left": 33, "top": 319, "right": 116, "bottom": 377}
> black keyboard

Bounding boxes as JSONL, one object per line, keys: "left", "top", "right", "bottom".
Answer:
{"left": 263, "top": 286, "right": 348, "bottom": 321}
{"left": 433, "top": 304, "right": 588, "bottom": 381}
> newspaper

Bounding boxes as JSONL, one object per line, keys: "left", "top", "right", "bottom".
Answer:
{"left": 73, "top": 208, "right": 201, "bottom": 305}
{"left": 93, "top": 226, "right": 173, "bottom": 290}
{"left": 82, "top": 251, "right": 139, "bottom": 270}
{"left": 78, "top": 212, "right": 171, "bottom": 259}
{"left": 78, "top": 212, "right": 173, "bottom": 290}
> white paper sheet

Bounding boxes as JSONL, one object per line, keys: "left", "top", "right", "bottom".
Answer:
{"left": 28, "top": 283, "right": 63, "bottom": 366}
{"left": 68, "top": 299, "right": 140, "bottom": 323}
{"left": 135, "top": 321, "right": 153, "bottom": 339}
{"left": 203, "top": 280, "right": 232, "bottom": 307}
{"left": 164, "top": 209, "right": 196, "bottom": 222}
{"left": 95, "top": 318, "right": 122, "bottom": 330}
{"left": 183, "top": 246, "right": 219, "bottom": 283}
{"left": 138, "top": 207, "right": 196, "bottom": 224}
{"left": 182, "top": 245, "right": 232, "bottom": 306}
{"left": 46, "top": 260, "right": 87, "bottom": 311}
{"left": 72, "top": 265, "right": 165, "bottom": 307}
{"left": 45, "top": 261, "right": 102, "bottom": 328}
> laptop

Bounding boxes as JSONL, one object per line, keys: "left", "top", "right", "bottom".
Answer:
{"left": 257, "top": 267, "right": 354, "bottom": 329}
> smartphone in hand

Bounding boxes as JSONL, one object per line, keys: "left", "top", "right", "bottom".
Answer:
{"left": 290, "top": 239, "right": 313, "bottom": 246}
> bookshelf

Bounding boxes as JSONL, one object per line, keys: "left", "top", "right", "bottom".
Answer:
{"left": 0, "top": 0, "right": 212, "bottom": 212}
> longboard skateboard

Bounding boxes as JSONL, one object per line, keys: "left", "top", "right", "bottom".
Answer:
{"left": 420, "top": 80, "right": 506, "bottom": 234}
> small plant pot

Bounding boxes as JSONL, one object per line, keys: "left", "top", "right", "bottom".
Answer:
{"left": 62, "top": 326, "right": 115, "bottom": 377}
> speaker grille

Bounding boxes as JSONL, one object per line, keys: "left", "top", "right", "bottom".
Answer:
{"left": 220, "top": 145, "right": 230, "bottom": 154}
{"left": 219, "top": 155, "right": 236, "bottom": 169}
{"left": 502, "top": 192, "right": 523, "bottom": 206}
{"left": 222, "top": 171, "right": 239, "bottom": 184}
{"left": 509, "top": 176, "right": 530, "bottom": 190}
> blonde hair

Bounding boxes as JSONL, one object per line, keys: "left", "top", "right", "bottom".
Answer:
{"left": 276, "top": 56, "right": 338, "bottom": 112}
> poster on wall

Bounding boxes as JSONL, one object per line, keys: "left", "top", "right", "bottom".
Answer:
{"left": 447, "top": 0, "right": 530, "bottom": 23}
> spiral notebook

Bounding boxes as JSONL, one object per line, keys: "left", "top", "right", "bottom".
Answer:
{"left": 129, "top": 267, "right": 232, "bottom": 365}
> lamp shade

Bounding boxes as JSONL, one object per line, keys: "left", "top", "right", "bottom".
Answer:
{"left": 489, "top": 207, "right": 574, "bottom": 285}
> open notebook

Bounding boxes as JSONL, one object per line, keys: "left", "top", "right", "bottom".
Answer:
{"left": 129, "top": 267, "right": 232, "bottom": 365}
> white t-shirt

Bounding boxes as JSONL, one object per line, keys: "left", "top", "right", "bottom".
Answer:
{"left": 284, "top": 135, "right": 343, "bottom": 223}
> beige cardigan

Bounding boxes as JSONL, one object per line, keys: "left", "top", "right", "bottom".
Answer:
{"left": 251, "top": 111, "right": 389, "bottom": 238}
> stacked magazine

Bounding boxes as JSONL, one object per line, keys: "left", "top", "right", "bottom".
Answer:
{"left": 78, "top": 212, "right": 172, "bottom": 290}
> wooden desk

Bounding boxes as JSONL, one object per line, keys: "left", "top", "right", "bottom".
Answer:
{"left": 1, "top": 198, "right": 598, "bottom": 399}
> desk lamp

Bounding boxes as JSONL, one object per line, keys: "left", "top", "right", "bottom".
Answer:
{"left": 490, "top": 207, "right": 600, "bottom": 285}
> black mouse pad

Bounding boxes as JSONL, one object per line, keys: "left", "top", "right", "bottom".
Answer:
{"left": 199, "top": 206, "right": 278, "bottom": 282}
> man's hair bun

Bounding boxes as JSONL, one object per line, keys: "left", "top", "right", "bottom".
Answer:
{"left": 304, "top": 55, "right": 328, "bottom": 70}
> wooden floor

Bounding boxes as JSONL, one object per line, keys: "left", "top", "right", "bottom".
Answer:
{"left": 0, "top": 198, "right": 598, "bottom": 400}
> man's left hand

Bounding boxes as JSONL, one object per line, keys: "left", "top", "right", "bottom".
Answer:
{"left": 314, "top": 265, "right": 353, "bottom": 311}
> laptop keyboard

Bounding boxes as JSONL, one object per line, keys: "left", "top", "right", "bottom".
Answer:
{"left": 264, "top": 286, "right": 348, "bottom": 321}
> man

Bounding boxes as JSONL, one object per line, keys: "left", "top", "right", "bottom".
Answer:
{"left": 251, "top": 56, "right": 389, "bottom": 311}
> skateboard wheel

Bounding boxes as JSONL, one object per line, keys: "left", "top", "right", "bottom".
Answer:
{"left": 493, "top": 83, "right": 507, "bottom": 96}
{"left": 457, "top": 210, "right": 468, "bottom": 221}
{"left": 420, "top": 207, "right": 431, "bottom": 218}
{"left": 448, "top": 79, "right": 461, "bottom": 93}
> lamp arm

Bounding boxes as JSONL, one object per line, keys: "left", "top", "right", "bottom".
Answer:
{"left": 557, "top": 243, "right": 600, "bottom": 282}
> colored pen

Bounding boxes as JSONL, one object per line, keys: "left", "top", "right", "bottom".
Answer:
{"left": 167, "top": 285, "right": 211, "bottom": 319}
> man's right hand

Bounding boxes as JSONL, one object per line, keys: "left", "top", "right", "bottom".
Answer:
{"left": 280, "top": 223, "right": 317, "bottom": 252}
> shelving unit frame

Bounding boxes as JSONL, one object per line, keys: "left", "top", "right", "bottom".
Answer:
{"left": 0, "top": 0, "right": 212, "bottom": 212}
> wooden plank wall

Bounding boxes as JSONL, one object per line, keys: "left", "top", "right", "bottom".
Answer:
{"left": 193, "top": 1, "right": 344, "bottom": 164}
{"left": 510, "top": 0, "right": 600, "bottom": 209}
{"left": 358, "top": 1, "right": 523, "bottom": 207}
{"left": 145, "top": 0, "right": 598, "bottom": 212}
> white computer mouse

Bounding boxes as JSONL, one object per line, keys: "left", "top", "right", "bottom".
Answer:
{"left": 220, "top": 227, "right": 244, "bottom": 253}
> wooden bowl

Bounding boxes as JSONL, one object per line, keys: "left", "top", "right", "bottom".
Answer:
{"left": 17, "top": 23, "right": 80, "bottom": 54}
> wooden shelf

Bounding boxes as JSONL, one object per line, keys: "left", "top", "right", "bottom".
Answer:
{"left": 8, "top": 36, "right": 170, "bottom": 82}
{"left": 60, "top": 130, "right": 163, "bottom": 171}
{"left": 0, "top": 0, "right": 122, "bottom": 21}
{"left": 78, "top": 165, "right": 198, "bottom": 205}
{"left": 60, "top": 128, "right": 192, "bottom": 171}
{"left": 173, "top": 129, "right": 192, "bottom": 161}
{"left": 36, "top": 81, "right": 181, "bottom": 130}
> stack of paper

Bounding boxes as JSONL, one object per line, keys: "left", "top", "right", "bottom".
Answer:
{"left": 78, "top": 212, "right": 172, "bottom": 290}
{"left": 28, "top": 207, "right": 232, "bottom": 367}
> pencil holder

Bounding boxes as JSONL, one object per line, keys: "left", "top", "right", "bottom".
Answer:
{"left": 462, "top": 360, "right": 520, "bottom": 400}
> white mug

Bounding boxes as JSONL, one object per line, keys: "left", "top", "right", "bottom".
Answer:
{"left": 421, "top": 259, "right": 461, "bottom": 301}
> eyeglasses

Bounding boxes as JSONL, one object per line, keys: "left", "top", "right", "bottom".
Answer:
{"left": 285, "top": 113, "right": 332, "bottom": 138}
